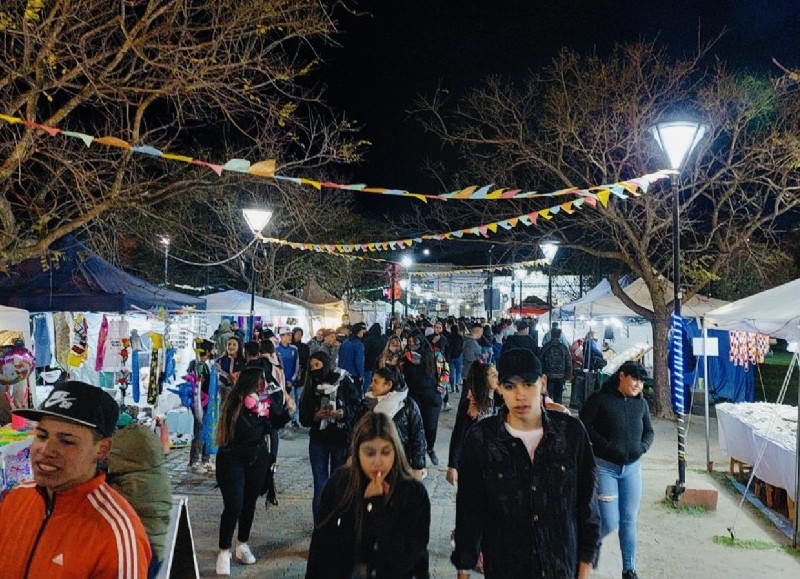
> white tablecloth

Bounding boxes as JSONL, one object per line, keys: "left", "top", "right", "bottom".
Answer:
{"left": 716, "top": 402, "right": 798, "bottom": 501}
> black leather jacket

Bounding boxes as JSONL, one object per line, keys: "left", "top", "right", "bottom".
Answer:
{"left": 452, "top": 408, "right": 601, "bottom": 578}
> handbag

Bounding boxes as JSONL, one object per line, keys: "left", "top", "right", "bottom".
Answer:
{"left": 267, "top": 384, "right": 292, "bottom": 430}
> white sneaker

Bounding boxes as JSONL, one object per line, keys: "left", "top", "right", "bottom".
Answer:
{"left": 204, "top": 461, "right": 216, "bottom": 473}
{"left": 216, "top": 550, "right": 231, "bottom": 575}
{"left": 190, "top": 463, "right": 207, "bottom": 475}
{"left": 235, "top": 542, "right": 256, "bottom": 565}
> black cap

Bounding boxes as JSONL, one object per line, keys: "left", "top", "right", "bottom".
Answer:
{"left": 497, "top": 348, "right": 543, "bottom": 384}
{"left": 13, "top": 380, "right": 120, "bottom": 438}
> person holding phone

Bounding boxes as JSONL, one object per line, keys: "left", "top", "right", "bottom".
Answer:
{"left": 306, "top": 412, "right": 430, "bottom": 579}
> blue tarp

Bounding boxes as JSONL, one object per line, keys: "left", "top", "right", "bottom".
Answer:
{"left": 0, "top": 236, "right": 206, "bottom": 312}
{"left": 683, "top": 318, "right": 755, "bottom": 404}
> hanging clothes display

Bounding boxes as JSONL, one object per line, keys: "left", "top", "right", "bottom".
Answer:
{"left": 32, "top": 315, "right": 52, "bottom": 368}
{"left": 201, "top": 362, "right": 219, "bottom": 455}
{"left": 67, "top": 314, "right": 89, "bottom": 368}
{"left": 102, "top": 319, "right": 130, "bottom": 372}
{"left": 52, "top": 312, "right": 71, "bottom": 368}
{"left": 94, "top": 315, "right": 109, "bottom": 372}
{"left": 132, "top": 350, "right": 141, "bottom": 403}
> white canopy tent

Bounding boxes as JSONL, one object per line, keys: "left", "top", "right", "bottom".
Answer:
{"left": 705, "top": 278, "right": 800, "bottom": 546}
{"left": 202, "top": 290, "right": 311, "bottom": 335}
{"left": 562, "top": 277, "right": 728, "bottom": 319}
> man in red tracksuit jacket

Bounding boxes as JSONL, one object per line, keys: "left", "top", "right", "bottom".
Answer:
{"left": 0, "top": 381, "right": 151, "bottom": 578}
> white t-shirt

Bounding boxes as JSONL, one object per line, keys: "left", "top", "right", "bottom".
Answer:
{"left": 505, "top": 423, "right": 544, "bottom": 459}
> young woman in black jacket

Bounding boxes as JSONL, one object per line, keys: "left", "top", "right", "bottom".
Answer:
{"left": 306, "top": 412, "right": 431, "bottom": 579}
{"left": 358, "top": 366, "right": 427, "bottom": 479}
{"left": 400, "top": 331, "right": 443, "bottom": 466}
{"left": 214, "top": 367, "right": 273, "bottom": 575}
{"left": 299, "top": 351, "right": 361, "bottom": 525}
{"left": 579, "top": 361, "right": 654, "bottom": 579}
{"left": 446, "top": 361, "right": 499, "bottom": 486}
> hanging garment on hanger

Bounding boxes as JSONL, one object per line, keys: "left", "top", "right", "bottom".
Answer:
{"left": 32, "top": 315, "right": 52, "bottom": 368}
{"left": 94, "top": 315, "right": 109, "bottom": 372}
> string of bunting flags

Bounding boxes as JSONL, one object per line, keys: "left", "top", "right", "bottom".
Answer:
{"left": 256, "top": 169, "right": 671, "bottom": 255}
{"left": 407, "top": 258, "right": 550, "bottom": 276}
{"left": 1, "top": 113, "right": 672, "bottom": 203}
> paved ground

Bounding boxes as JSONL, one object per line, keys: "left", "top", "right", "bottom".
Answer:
{"left": 164, "top": 389, "right": 800, "bottom": 578}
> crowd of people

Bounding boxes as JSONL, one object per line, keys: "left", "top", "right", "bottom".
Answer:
{"left": 0, "top": 312, "right": 653, "bottom": 579}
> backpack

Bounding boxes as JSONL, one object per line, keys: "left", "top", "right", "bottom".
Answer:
{"left": 541, "top": 342, "right": 567, "bottom": 378}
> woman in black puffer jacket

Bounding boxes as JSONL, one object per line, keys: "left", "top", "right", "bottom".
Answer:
{"left": 579, "top": 360, "right": 654, "bottom": 579}
{"left": 358, "top": 366, "right": 427, "bottom": 478}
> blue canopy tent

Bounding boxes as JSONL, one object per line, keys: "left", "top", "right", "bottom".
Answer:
{"left": 0, "top": 236, "right": 205, "bottom": 312}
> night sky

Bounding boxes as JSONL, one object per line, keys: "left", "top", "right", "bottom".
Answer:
{"left": 320, "top": 0, "right": 798, "bottom": 203}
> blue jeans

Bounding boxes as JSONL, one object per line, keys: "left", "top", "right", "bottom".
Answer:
{"left": 291, "top": 385, "right": 303, "bottom": 423}
{"left": 596, "top": 457, "right": 643, "bottom": 572}
{"left": 449, "top": 355, "right": 463, "bottom": 389}
{"left": 309, "top": 438, "right": 347, "bottom": 525}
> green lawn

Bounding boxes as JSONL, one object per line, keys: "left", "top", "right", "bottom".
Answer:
{"left": 754, "top": 344, "right": 799, "bottom": 404}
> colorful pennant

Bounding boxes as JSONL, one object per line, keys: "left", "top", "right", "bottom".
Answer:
{"left": 1, "top": 113, "right": 674, "bottom": 204}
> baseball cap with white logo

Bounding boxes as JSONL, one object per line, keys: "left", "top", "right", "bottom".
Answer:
{"left": 14, "top": 380, "right": 120, "bottom": 438}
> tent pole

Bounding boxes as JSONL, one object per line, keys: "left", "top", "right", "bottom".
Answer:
{"left": 702, "top": 318, "right": 711, "bottom": 472}
{"left": 794, "top": 349, "right": 799, "bottom": 549}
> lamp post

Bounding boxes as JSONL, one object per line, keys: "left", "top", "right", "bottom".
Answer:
{"left": 401, "top": 255, "right": 413, "bottom": 319}
{"left": 514, "top": 268, "right": 528, "bottom": 319}
{"left": 487, "top": 245, "right": 495, "bottom": 321}
{"left": 649, "top": 120, "right": 706, "bottom": 499}
{"left": 390, "top": 263, "right": 399, "bottom": 320}
{"left": 243, "top": 208, "right": 273, "bottom": 340}
{"left": 159, "top": 236, "right": 170, "bottom": 286}
{"left": 541, "top": 243, "right": 559, "bottom": 327}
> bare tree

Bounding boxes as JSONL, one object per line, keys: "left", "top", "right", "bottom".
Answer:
{"left": 0, "top": 0, "right": 364, "bottom": 263}
{"left": 413, "top": 41, "right": 800, "bottom": 416}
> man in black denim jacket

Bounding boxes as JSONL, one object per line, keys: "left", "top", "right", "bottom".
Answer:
{"left": 452, "top": 348, "right": 601, "bottom": 578}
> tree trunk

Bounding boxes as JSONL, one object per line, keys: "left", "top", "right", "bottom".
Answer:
{"left": 651, "top": 315, "right": 674, "bottom": 419}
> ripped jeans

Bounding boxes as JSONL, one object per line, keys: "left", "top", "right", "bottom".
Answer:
{"left": 595, "top": 457, "right": 642, "bottom": 572}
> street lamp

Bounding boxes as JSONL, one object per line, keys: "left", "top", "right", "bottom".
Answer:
{"left": 649, "top": 119, "right": 706, "bottom": 499}
{"left": 514, "top": 268, "right": 528, "bottom": 319}
{"left": 158, "top": 236, "right": 170, "bottom": 286}
{"left": 401, "top": 255, "right": 413, "bottom": 318}
{"left": 541, "top": 243, "right": 559, "bottom": 327}
{"left": 243, "top": 208, "right": 273, "bottom": 339}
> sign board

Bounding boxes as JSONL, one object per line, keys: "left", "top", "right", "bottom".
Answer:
{"left": 692, "top": 337, "right": 719, "bottom": 357}
{"left": 156, "top": 495, "right": 199, "bottom": 578}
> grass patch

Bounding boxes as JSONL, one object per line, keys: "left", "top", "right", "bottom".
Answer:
{"left": 661, "top": 498, "right": 713, "bottom": 516}
{"left": 713, "top": 535, "right": 799, "bottom": 555}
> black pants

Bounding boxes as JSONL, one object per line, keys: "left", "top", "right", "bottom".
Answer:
{"left": 548, "top": 377, "right": 566, "bottom": 405}
{"left": 410, "top": 389, "right": 443, "bottom": 451}
{"left": 216, "top": 443, "right": 271, "bottom": 549}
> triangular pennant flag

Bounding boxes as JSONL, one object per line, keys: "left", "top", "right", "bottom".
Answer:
{"left": 497, "top": 220, "right": 513, "bottom": 230}
{"left": 161, "top": 153, "right": 193, "bottom": 163}
{"left": 581, "top": 194, "right": 597, "bottom": 207}
{"left": 478, "top": 225, "right": 489, "bottom": 237}
{"left": 609, "top": 185, "right": 628, "bottom": 199}
{"left": 249, "top": 160, "right": 276, "bottom": 177}
{"left": 274, "top": 175, "right": 302, "bottom": 185}
{"left": 404, "top": 239, "right": 413, "bottom": 247}
{"left": 62, "top": 131, "right": 94, "bottom": 147}
{"left": 132, "top": 145, "right": 163, "bottom": 157}
{"left": 507, "top": 217, "right": 519, "bottom": 228}
{"left": 454, "top": 186, "right": 478, "bottom": 199}
{"left": 300, "top": 178, "right": 322, "bottom": 190}
{"left": 486, "top": 188, "right": 506, "bottom": 199}
{"left": 0, "top": 114, "right": 22, "bottom": 124}
{"left": 222, "top": 159, "right": 251, "bottom": 173}
{"left": 451, "top": 230, "right": 464, "bottom": 238}
{"left": 94, "top": 136, "right": 131, "bottom": 149}
{"left": 596, "top": 189, "right": 611, "bottom": 207}
{"left": 527, "top": 212, "right": 540, "bottom": 225}
{"left": 559, "top": 201, "right": 576, "bottom": 214}
{"left": 192, "top": 159, "right": 223, "bottom": 176}
{"left": 469, "top": 227, "right": 481, "bottom": 236}
{"left": 539, "top": 209, "right": 553, "bottom": 220}
{"left": 519, "top": 215, "right": 531, "bottom": 226}
{"left": 472, "top": 185, "right": 492, "bottom": 199}
{"left": 500, "top": 189, "right": 522, "bottom": 198}
{"left": 550, "top": 206, "right": 561, "bottom": 215}
{"left": 573, "top": 198, "right": 585, "bottom": 209}
{"left": 31, "top": 122, "right": 60, "bottom": 137}
{"left": 487, "top": 223, "right": 498, "bottom": 233}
